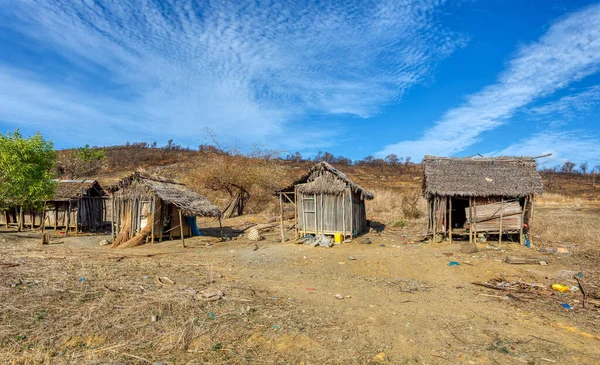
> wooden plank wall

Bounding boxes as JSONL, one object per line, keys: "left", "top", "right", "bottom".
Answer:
{"left": 296, "top": 187, "right": 361, "bottom": 236}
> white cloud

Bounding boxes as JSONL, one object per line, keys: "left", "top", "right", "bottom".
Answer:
{"left": 492, "top": 131, "right": 600, "bottom": 167}
{"left": 529, "top": 85, "right": 600, "bottom": 117}
{"left": 0, "top": 0, "right": 465, "bottom": 149}
{"left": 378, "top": 3, "right": 600, "bottom": 160}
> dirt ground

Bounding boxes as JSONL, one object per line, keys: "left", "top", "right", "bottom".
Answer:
{"left": 1, "top": 205, "right": 599, "bottom": 364}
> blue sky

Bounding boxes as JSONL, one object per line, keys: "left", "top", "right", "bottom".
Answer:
{"left": 1, "top": 0, "right": 599, "bottom": 167}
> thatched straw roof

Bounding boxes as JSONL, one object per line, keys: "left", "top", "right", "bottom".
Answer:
{"left": 278, "top": 162, "right": 374, "bottom": 200}
{"left": 109, "top": 172, "right": 221, "bottom": 217}
{"left": 422, "top": 156, "right": 543, "bottom": 198}
{"left": 53, "top": 180, "right": 106, "bottom": 201}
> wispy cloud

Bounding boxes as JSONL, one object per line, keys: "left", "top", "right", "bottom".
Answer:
{"left": 0, "top": 0, "right": 464, "bottom": 149}
{"left": 378, "top": 3, "right": 600, "bottom": 159}
{"left": 529, "top": 85, "right": 600, "bottom": 118}
{"left": 492, "top": 130, "right": 600, "bottom": 167}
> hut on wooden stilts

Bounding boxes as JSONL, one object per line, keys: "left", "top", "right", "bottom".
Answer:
{"left": 0, "top": 180, "right": 106, "bottom": 232}
{"left": 108, "top": 172, "right": 221, "bottom": 248}
{"left": 276, "top": 162, "right": 374, "bottom": 242}
{"left": 422, "top": 156, "right": 543, "bottom": 244}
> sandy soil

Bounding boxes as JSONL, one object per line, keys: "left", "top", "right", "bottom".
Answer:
{"left": 0, "top": 210, "right": 599, "bottom": 364}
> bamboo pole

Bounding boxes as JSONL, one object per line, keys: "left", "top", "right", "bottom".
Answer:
{"left": 279, "top": 193, "right": 285, "bottom": 243}
{"left": 179, "top": 209, "right": 185, "bottom": 248}
{"left": 448, "top": 196, "right": 452, "bottom": 244}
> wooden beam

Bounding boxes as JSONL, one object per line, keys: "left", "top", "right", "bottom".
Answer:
{"left": 313, "top": 194, "right": 317, "bottom": 235}
{"left": 111, "top": 197, "right": 115, "bottom": 241}
{"left": 342, "top": 189, "right": 346, "bottom": 239}
{"left": 65, "top": 202, "right": 70, "bottom": 236}
{"left": 179, "top": 209, "right": 185, "bottom": 248}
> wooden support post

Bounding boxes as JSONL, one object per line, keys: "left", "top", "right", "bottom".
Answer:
{"left": 342, "top": 189, "right": 346, "bottom": 239}
{"left": 448, "top": 197, "right": 452, "bottom": 244}
{"left": 499, "top": 198, "right": 504, "bottom": 245}
{"left": 4, "top": 211, "right": 8, "bottom": 228}
{"left": 218, "top": 216, "right": 224, "bottom": 240}
{"left": 65, "top": 201, "right": 71, "bottom": 236}
{"left": 75, "top": 199, "right": 79, "bottom": 234}
{"left": 468, "top": 197, "right": 473, "bottom": 245}
{"left": 111, "top": 198, "right": 115, "bottom": 241}
{"left": 313, "top": 194, "right": 317, "bottom": 235}
{"left": 151, "top": 197, "right": 155, "bottom": 245}
{"left": 473, "top": 198, "right": 478, "bottom": 242}
{"left": 520, "top": 195, "right": 528, "bottom": 245}
{"left": 179, "top": 209, "right": 185, "bottom": 248}
{"left": 17, "top": 206, "right": 23, "bottom": 232}
{"left": 30, "top": 211, "right": 34, "bottom": 230}
{"left": 432, "top": 196, "right": 437, "bottom": 238}
{"left": 54, "top": 204, "right": 58, "bottom": 231}
{"left": 279, "top": 194, "right": 285, "bottom": 243}
{"left": 320, "top": 193, "right": 324, "bottom": 236}
{"left": 41, "top": 201, "right": 47, "bottom": 234}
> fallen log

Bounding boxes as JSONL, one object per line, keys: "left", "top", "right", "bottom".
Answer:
{"left": 504, "top": 256, "right": 548, "bottom": 265}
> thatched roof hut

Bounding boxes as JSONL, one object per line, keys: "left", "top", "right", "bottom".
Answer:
{"left": 277, "top": 162, "right": 374, "bottom": 241}
{"left": 422, "top": 156, "right": 543, "bottom": 198}
{"left": 279, "top": 162, "right": 374, "bottom": 200}
{"left": 53, "top": 180, "right": 106, "bottom": 201}
{"left": 109, "top": 172, "right": 221, "bottom": 248}
{"left": 0, "top": 179, "right": 107, "bottom": 232}
{"left": 422, "top": 156, "right": 543, "bottom": 245}
{"left": 109, "top": 172, "right": 221, "bottom": 217}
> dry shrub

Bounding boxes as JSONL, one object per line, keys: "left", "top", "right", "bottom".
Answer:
{"left": 186, "top": 153, "right": 285, "bottom": 216}
{"left": 536, "top": 193, "right": 586, "bottom": 207}
{"left": 401, "top": 190, "right": 423, "bottom": 219}
{"left": 367, "top": 188, "right": 425, "bottom": 224}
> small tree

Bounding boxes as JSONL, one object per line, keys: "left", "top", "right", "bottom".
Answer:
{"left": 385, "top": 154, "right": 399, "bottom": 166}
{"left": 0, "top": 130, "right": 56, "bottom": 231}
{"left": 561, "top": 161, "right": 576, "bottom": 173}
{"left": 579, "top": 162, "right": 588, "bottom": 174}
{"left": 57, "top": 144, "right": 105, "bottom": 179}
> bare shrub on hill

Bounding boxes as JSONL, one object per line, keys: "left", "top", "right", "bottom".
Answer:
{"left": 188, "top": 153, "right": 286, "bottom": 217}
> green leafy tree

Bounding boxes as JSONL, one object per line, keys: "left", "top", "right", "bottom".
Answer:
{"left": 57, "top": 144, "right": 105, "bottom": 179}
{"left": 0, "top": 130, "right": 56, "bottom": 230}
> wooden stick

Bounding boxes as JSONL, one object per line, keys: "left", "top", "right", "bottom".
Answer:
{"left": 448, "top": 196, "right": 452, "bottom": 243}
{"left": 342, "top": 189, "right": 346, "bottom": 239}
{"left": 432, "top": 196, "right": 437, "bottom": 237}
{"left": 520, "top": 195, "right": 528, "bottom": 245}
{"left": 111, "top": 197, "right": 115, "bottom": 241}
{"left": 179, "top": 209, "right": 185, "bottom": 248}
{"left": 468, "top": 197, "right": 473, "bottom": 245}
{"left": 54, "top": 204, "right": 58, "bottom": 231}
{"left": 575, "top": 276, "right": 588, "bottom": 309}
{"left": 41, "top": 201, "right": 47, "bottom": 234}
{"left": 313, "top": 194, "right": 317, "bottom": 235}
{"left": 473, "top": 197, "right": 478, "bottom": 242}
{"left": 279, "top": 193, "right": 285, "bottom": 243}
{"left": 499, "top": 198, "right": 503, "bottom": 245}
{"left": 218, "top": 216, "right": 224, "bottom": 240}
{"left": 65, "top": 202, "right": 70, "bottom": 236}
{"left": 151, "top": 197, "right": 155, "bottom": 245}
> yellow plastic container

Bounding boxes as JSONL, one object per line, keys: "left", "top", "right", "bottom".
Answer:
{"left": 334, "top": 232, "right": 343, "bottom": 244}
{"left": 552, "top": 284, "right": 569, "bottom": 293}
